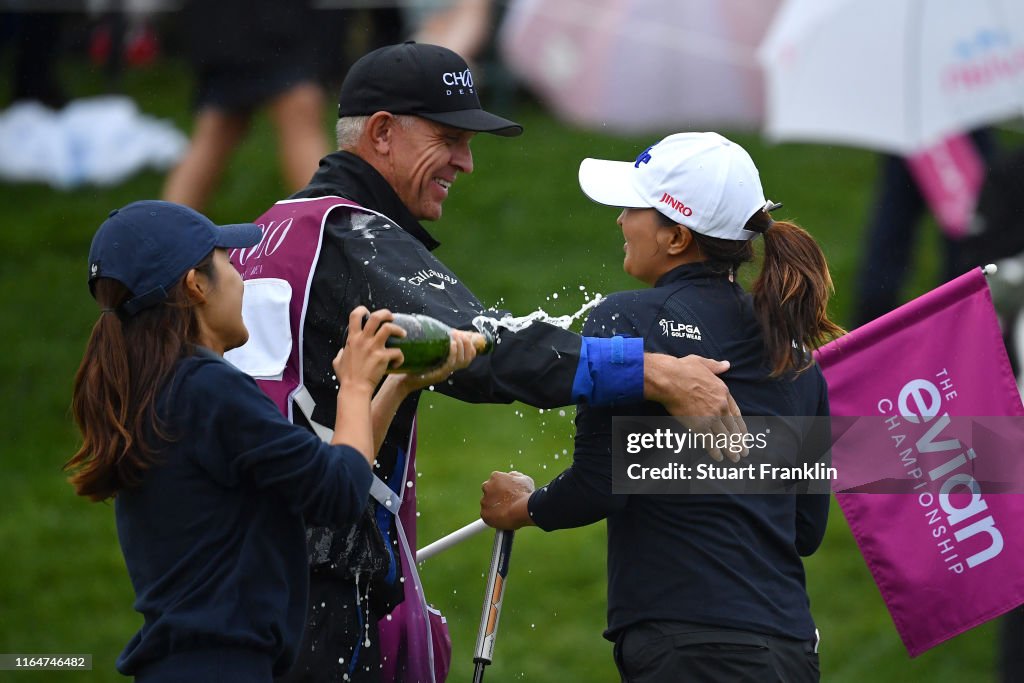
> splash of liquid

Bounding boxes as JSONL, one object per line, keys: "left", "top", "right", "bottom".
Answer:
{"left": 472, "top": 293, "right": 604, "bottom": 337}
{"left": 362, "top": 576, "right": 373, "bottom": 649}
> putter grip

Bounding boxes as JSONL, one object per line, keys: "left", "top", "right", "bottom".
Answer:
{"left": 473, "top": 529, "right": 515, "bottom": 666}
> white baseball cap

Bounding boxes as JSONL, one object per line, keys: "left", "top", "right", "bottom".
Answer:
{"left": 578, "top": 132, "right": 778, "bottom": 241}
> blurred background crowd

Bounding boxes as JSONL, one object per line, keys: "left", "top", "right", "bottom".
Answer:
{"left": 4, "top": 0, "right": 1023, "bottom": 363}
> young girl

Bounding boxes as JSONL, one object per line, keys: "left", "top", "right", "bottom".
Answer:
{"left": 66, "top": 200, "right": 475, "bottom": 681}
{"left": 480, "top": 133, "right": 844, "bottom": 683}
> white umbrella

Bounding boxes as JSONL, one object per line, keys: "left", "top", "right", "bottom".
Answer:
{"left": 758, "top": 0, "right": 1024, "bottom": 154}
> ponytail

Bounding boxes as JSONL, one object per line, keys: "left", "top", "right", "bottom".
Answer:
{"left": 674, "top": 211, "right": 844, "bottom": 378}
{"left": 752, "top": 220, "right": 844, "bottom": 376}
{"left": 67, "top": 299, "right": 134, "bottom": 501}
{"left": 65, "top": 253, "right": 213, "bottom": 501}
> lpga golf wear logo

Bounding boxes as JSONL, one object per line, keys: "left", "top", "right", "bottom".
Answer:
{"left": 659, "top": 318, "right": 701, "bottom": 341}
{"left": 442, "top": 69, "right": 474, "bottom": 95}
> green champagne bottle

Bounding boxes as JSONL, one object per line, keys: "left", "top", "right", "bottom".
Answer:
{"left": 375, "top": 312, "right": 494, "bottom": 374}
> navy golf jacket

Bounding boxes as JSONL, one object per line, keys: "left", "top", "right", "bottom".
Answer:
{"left": 529, "top": 262, "right": 831, "bottom": 642}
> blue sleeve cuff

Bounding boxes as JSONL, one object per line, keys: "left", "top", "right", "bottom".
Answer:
{"left": 570, "top": 336, "right": 644, "bottom": 406}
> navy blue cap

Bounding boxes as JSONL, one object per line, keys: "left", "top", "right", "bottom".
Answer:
{"left": 88, "top": 200, "right": 263, "bottom": 316}
{"left": 337, "top": 41, "right": 522, "bottom": 137}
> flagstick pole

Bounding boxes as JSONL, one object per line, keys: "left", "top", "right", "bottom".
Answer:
{"left": 416, "top": 518, "right": 489, "bottom": 563}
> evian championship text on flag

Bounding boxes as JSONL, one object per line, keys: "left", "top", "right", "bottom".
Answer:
{"left": 875, "top": 369, "right": 1002, "bottom": 575}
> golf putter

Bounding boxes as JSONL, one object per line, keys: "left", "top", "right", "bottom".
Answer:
{"left": 472, "top": 528, "right": 515, "bottom": 683}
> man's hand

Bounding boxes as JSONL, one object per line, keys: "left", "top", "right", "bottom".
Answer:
{"left": 643, "top": 353, "right": 747, "bottom": 462}
{"left": 480, "top": 471, "right": 536, "bottom": 530}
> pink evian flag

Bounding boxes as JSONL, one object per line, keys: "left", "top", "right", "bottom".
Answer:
{"left": 814, "top": 268, "right": 1024, "bottom": 656}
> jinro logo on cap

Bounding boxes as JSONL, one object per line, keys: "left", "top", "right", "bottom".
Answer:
{"left": 660, "top": 192, "right": 693, "bottom": 217}
{"left": 442, "top": 69, "right": 474, "bottom": 95}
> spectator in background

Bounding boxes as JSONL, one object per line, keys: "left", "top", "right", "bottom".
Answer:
{"left": 403, "top": 0, "right": 517, "bottom": 114}
{"left": 852, "top": 129, "right": 997, "bottom": 328}
{"left": 856, "top": 136, "right": 1024, "bottom": 683}
{"left": 1, "top": 11, "right": 68, "bottom": 108}
{"left": 162, "top": 0, "right": 329, "bottom": 211}
{"left": 405, "top": 0, "right": 495, "bottom": 68}
{"left": 968, "top": 143, "right": 1024, "bottom": 683}
{"left": 310, "top": 5, "right": 404, "bottom": 90}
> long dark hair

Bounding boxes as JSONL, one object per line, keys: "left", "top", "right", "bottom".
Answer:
{"left": 660, "top": 211, "right": 844, "bottom": 377}
{"left": 65, "top": 253, "right": 215, "bottom": 501}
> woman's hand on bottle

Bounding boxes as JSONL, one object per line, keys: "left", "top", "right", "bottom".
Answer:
{"left": 334, "top": 307, "right": 405, "bottom": 395}
{"left": 388, "top": 329, "right": 480, "bottom": 394}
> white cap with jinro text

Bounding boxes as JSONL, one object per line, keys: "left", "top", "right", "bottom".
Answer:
{"left": 578, "top": 132, "right": 779, "bottom": 241}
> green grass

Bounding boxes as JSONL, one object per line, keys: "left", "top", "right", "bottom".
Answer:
{"left": 1, "top": 57, "right": 1018, "bottom": 681}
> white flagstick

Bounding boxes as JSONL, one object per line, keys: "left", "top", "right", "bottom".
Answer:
{"left": 416, "top": 518, "right": 489, "bottom": 563}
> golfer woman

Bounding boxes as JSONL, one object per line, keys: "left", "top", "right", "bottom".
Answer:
{"left": 481, "top": 133, "right": 843, "bottom": 682}
{"left": 66, "top": 201, "right": 472, "bottom": 681}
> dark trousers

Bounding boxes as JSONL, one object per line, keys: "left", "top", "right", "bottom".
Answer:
{"left": 999, "top": 606, "right": 1024, "bottom": 683}
{"left": 613, "top": 621, "right": 820, "bottom": 683}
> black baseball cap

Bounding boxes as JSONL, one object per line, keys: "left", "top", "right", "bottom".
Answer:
{"left": 337, "top": 41, "right": 523, "bottom": 137}
{"left": 88, "top": 201, "right": 263, "bottom": 316}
